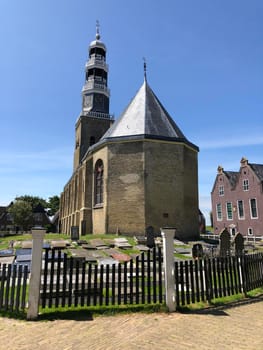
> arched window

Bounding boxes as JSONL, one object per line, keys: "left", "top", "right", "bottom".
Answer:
{"left": 94, "top": 159, "right": 104, "bottom": 205}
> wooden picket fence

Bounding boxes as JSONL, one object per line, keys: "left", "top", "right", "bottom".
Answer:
{"left": 174, "top": 252, "right": 263, "bottom": 307}
{"left": 0, "top": 249, "right": 262, "bottom": 314}
{"left": 0, "top": 263, "right": 29, "bottom": 312}
{"left": 40, "top": 247, "right": 163, "bottom": 309}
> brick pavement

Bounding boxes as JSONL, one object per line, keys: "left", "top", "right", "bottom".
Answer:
{"left": 0, "top": 298, "right": 262, "bottom": 350}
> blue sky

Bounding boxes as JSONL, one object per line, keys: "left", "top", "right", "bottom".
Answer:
{"left": 0, "top": 0, "right": 263, "bottom": 224}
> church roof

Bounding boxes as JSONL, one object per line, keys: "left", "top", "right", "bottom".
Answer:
{"left": 100, "top": 80, "right": 197, "bottom": 150}
{"left": 224, "top": 171, "right": 239, "bottom": 188}
{"left": 249, "top": 163, "right": 263, "bottom": 182}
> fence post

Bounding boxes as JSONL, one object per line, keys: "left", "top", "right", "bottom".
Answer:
{"left": 161, "top": 227, "right": 176, "bottom": 312}
{"left": 27, "top": 227, "right": 46, "bottom": 320}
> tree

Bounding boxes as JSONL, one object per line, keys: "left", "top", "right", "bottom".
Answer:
{"left": 47, "top": 195, "right": 60, "bottom": 216}
{"left": 15, "top": 195, "right": 60, "bottom": 216}
{"left": 8, "top": 200, "right": 33, "bottom": 231}
{"left": 15, "top": 195, "right": 48, "bottom": 211}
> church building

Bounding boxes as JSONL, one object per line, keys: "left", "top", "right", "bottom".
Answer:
{"left": 59, "top": 25, "right": 200, "bottom": 240}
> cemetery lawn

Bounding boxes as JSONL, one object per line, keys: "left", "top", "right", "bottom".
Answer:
{"left": 0, "top": 233, "right": 135, "bottom": 248}
{"left": 0, "top": 233, "right": 69, "bottom": 250}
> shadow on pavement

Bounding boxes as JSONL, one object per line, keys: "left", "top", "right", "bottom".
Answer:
{"left": 179, "top": 294, "right": 263, "bottom": 317}
{"left": 38, "top": 310, "right": 94, "bottom": 322}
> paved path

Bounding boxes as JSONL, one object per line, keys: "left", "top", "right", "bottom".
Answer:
{"left": 0, "top": 298, "right": 263, "bottom": 350}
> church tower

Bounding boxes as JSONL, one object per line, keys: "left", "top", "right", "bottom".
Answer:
{"left": 73, "top": 22, "right": 113, "bottom": 170}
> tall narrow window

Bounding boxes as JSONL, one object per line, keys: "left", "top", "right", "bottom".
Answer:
{"left": 243, "top": 179, "right": 249, "bottom": 191}
{"left": 226, "top": 202, "right": 233, "bottom": 220}
{"left": 237, "top": 200, "right": 244, "bottom": 219}
{"left": 216, "top": 203, "right": 222, "bottom": 220}
{"left": 219, "top": 185, "right": 224, "bottom": 196}
{"left": 90, "top": 136, "right": 95, "bottom": 146}
{"left": 94, "top": 159, "right": 104, "bottom": 205}
{"left": 250, "top": 198, "right": 258, "bottom": 218}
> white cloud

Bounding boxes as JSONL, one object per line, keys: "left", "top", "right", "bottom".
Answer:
{"left": 198, "top": 135, "right": 263, "bottom": 150}
{"left": 0, "top": 147, "right": 72, "bottom": 173}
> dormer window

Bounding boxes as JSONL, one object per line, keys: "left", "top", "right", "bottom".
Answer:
{"left": 219, "top": 185, "right": 224, "bottom": 196}
{"left": 243, "top": 179, "right": 249, "bottom": 191}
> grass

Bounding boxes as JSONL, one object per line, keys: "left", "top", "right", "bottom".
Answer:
{"left": 38, "top": 303, "right": 167, "bottom": 320}
{"left": 177, "top": 287, "right": 263, "bottom": 312}
{"left": 174, "top": 253, "right": 191, "bottom": 260}
{"left": 0, "top": 233, "right": 138, "bottom": 249}
{"left": 0, "top": 233, "right": 70, "bottom": 250}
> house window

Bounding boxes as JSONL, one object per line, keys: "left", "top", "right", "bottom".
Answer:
{"left": 219, "top": 185, "right": 224, "bottom": 196}
{"left": 230, "top": 227, "right": 236, "bottom": 236}
{"left": 248, "top": 227, "right": 253, "bottom": 236}
{"left": 216, "top": 203, "right": 222, "bottom": 220}
{"left": 243, "top": 179, "right": 249, "bottom": 191}
{"left": 226, "top": 202, "right": 233, "bottom": 220}
{"left": 250, "top": 198, "right": 258, "bottom": 218}
{"left": 94, "top": 159, "right": 104, "bottom": 205}
{"left": 237, "top": 200, "right": 244, "bottom": 219}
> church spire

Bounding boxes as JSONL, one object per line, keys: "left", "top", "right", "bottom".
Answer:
{"left": 73, "top": 24, "right": 114, "bottom": 171}
{"left": 81, "top": 21, "right": 111, "bottom": 115}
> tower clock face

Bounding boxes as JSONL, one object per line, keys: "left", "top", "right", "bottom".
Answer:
{"left": 83, "top": 94, "right": 92, "bottom": 108}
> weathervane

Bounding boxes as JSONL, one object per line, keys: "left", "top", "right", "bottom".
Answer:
{"left": 96, "top": 20, "right": 100, "bottom": 40}
{"left": 143, "top": 57, "right": 147, "bottom": 81}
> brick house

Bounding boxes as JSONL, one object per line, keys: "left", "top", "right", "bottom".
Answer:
{"left": 211, "top": 157, "right": 263, "bottom": 237}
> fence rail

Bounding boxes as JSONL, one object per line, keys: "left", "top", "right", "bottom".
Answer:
{"left": 174, "top": 252, "right": 263, "bottom": 307}
{"left": 40, "top": 247, "right": 163, "bottom": 309}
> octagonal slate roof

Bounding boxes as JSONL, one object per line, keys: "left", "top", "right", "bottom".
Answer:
{"left": 100, "top": 80, "right": 194, "bottom": 144}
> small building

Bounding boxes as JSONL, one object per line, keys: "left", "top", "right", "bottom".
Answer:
{"left": 0, "top": 202, "right": 51, "bottom": 233}
{"left": 59, "top": 24, "right": 200, "bottom": 240}
{"left": 211, "top": 157, "right": 263, "bottom": 237}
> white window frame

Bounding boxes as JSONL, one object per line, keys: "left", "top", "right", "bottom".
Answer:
{"left": 243, "top": 179, "right": 249, "bottom": 191}
{"left": 249, "top": 198, "right": 258, "bottom": 219}
{"left": 219, "top": 185, "right": 224, "bottom": 196}
{"left": 216, "top": 203, "right": 222, "bottom": 221}
{"left": 237, "top": 200, "right": 245, "bottom": 219}
{"left": 226, "top": 202, "right": 233, "bottom": 220}
{"left": 248, "top": 227, "right": 253, "bottom": 236}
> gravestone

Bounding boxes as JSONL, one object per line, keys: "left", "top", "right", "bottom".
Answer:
{"left": 234, "top": 232, "right": 244, "bottom": 256}
{"left": 114, "top": 238, "right": 132, "bottom": 249}
{"left": 219, "top": 228, "right": 231, "bottom": 257}
{"left": 71, "top": 226, "right": 79, "bottom": 241}
{"left": 192, "top": 243, "right": 203, "bottom": 259}
{"left": 146, "top": 226, "right": 155, "bottom": 248}
{"left": 0, "top": 249, "right": 14, "bottom": 257}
